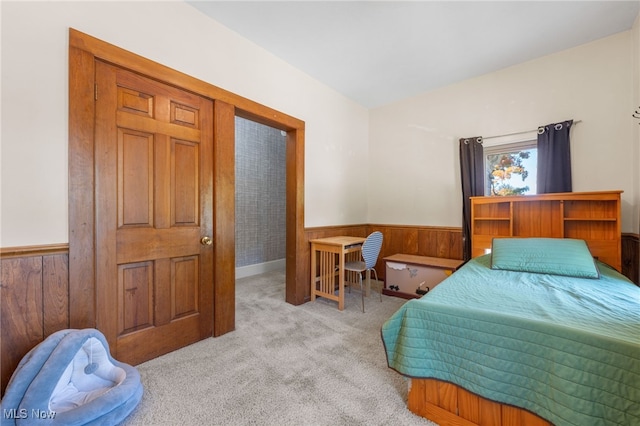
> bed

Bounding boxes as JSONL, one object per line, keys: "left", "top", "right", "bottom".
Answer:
{"left": 381, "top": 191, "right": 639, "bottom": 426}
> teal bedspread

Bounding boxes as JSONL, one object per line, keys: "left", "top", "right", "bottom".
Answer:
{"left": 381, "top": 255, "right": 640, "bottom": 426}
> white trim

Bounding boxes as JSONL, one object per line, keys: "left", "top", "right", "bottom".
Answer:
{"left": 236, "top": 259, "right": 286, "bottom": 279}
{"left": 483, "top": 139, "right": 537, "bottom": 154}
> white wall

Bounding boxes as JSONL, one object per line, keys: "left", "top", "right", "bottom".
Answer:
{"left": 369, "top": 31, "right": 639, "bottom": 234}
{"left": 2, "top": 2, "right": 638, "bottom": 247}
{"left": 0, "top": 1, "right": 369, "bottom": 247}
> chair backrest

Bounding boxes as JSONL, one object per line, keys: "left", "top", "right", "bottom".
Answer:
{"left": 361, "top": 231, "right": 383, "bottom": 269}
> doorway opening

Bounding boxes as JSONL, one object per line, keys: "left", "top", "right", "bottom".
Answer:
{"left": 235, "top": 117, "right": 286, "bottom": 279}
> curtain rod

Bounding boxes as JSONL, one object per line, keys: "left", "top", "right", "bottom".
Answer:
{"left": 483, "top": 120, "right": 582, "bottom": 141}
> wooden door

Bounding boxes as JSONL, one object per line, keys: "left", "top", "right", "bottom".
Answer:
{"left": 94, "top": 61, "right": 214, "bottom": 365}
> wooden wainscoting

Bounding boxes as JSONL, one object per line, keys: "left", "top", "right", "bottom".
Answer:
{"left": 622, "top": 233, "right": 639, "bottom": 285}
{"left": 304, "top": 224, "right": 464, "bottom": 302}
{"left": 368, "top": 224, "right": 464, "bottom": 266}
{"left": 0, "top": 244, "right": 70, "bottom": 395}
{"left": 1, "top": 230, "right": 636, "bottom": 395}
{"left": 305, "top": 226, "right": 639, "bottom": 292}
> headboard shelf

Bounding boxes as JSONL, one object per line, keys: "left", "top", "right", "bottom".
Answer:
{"left": 564, "top": 218, "right": 618, "bottom": 221}
{"left": 471, "top": 190, "right": 622, "bottom": 271}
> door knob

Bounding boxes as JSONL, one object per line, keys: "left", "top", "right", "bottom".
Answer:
{"left": 200, "top": 236, "right": 213, "bottom": 246}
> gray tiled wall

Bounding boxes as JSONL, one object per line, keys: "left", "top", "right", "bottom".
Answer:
{"left": 235, "top": 117, "right": 286, "bottom": 268}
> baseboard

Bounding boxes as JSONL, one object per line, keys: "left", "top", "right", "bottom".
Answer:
{"left": 236, "top": 259, "right": 286, "bottom": 279}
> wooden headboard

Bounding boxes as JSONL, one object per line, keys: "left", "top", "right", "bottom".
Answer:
{"left": 470, "top": 190, "right": 622, "bottom": 271}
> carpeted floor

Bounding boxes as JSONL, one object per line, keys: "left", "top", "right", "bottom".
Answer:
{"left": 122, "top": 270, "right": 435, "bottom": 426}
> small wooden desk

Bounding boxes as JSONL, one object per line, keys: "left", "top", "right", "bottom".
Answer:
{"left": 310, "top": 236, "right": 365, "bottom": 310}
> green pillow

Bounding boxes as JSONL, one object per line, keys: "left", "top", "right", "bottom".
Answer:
{"left": 490, "top": 238, "right": 599, "bottom": 279}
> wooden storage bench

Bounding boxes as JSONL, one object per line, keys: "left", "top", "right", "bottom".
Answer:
{"left": 383, "top": 254, "right": 464, "bottom": 299}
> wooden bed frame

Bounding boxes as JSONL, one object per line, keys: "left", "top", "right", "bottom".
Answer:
{"left": 408, "top": 379, "right": 551, "bottom": 426}
{"left": 406, "top": 190, "right": 622, "bottom": 426}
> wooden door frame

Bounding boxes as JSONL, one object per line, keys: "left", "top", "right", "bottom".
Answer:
{"left": 69, "top": 28, "right": 306, "bottom": 337}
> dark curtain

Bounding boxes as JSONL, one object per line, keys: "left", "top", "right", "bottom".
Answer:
{"left": 459, "top": 137, "right": 484, "bottom": 261}
{"left": 537, "top": 120, "right": 573, "bottom": 193}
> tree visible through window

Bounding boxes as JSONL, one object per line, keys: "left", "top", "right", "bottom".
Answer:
{"left": 484, "top": 142, "right": 537, "bottom": 196}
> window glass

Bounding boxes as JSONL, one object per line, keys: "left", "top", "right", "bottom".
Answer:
{"left": 484, "top": 141, "right": 537, "bottom": 196}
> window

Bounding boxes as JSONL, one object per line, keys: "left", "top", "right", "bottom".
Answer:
{"left": 484, "top": 140, "right": 537, "bottom": 196}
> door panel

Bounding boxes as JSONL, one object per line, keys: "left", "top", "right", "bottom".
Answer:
{"left": 173, "top": 140, "right": 199, "bottom": 225}
{"left": 172, "top": 256, "right": 199, "bottom": 318}
{"left": 95, "top": 60, "right": 214, "bottom": 365}
{"left": 118, "top": 129, "right": 154, "bottom": 227}
{"left": 118, "top": 261, "right": 154, "bottom": 334}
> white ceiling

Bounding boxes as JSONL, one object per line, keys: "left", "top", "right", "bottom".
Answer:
{"left": 187, "top": 1, "right": 640, "bottom": 108}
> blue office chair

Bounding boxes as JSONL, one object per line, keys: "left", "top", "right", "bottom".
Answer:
{"left": 344, "top": 231, "right": 383, "bottom": 312}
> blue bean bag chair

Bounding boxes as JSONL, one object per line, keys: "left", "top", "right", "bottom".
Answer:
{"left": 1, "top": 328, "right": 143, "bottom": 425}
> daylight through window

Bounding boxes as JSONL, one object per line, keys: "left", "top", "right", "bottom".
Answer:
{"left": 484, "top": 141, "right": 537, "bottom": 196}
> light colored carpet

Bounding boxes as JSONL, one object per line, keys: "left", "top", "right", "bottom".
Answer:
{"left": 122, "top": 270, "right": 436, "bottom": 426}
